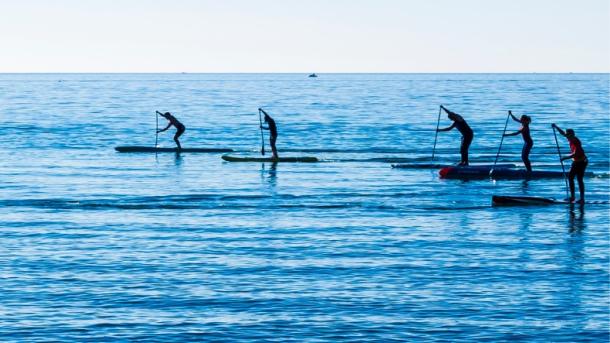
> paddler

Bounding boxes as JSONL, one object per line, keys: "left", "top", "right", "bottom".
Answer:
{"left": 437, "top": 105, "right": 474, "bottom": 166}
{"left": 157, "top": 111, "right": 185, "bottom": 150}
{"left": 552, "top": 124, "right": 588, "bottom": 203}
{"left": 259, "top": 108, "right": 279, "bottom": 159}
{"left": 503, "top": 111, "right": 533, "bottom": 172}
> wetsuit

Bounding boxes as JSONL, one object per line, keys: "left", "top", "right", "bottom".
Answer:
{"left": 567, "top": 136, "right": 587, "bottom": 201}
{"left": 173, "top": 120, "right": 185, "bottom": 149}
{"left": 521, "top": 125, "right": 533, "bottom": 172}
{"left": 159, "top": 114, "right": 185, "bottom": 149}
{"left": 442, "top": 108, "right": 474, "bottom": 165}
{"left": 266, "top": 116, "right": 278, "bottom": 158}
{"left": 457, "top": 121, "right": 474, "bottom": 165}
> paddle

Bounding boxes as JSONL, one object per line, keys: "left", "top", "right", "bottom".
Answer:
{"left": 490, "top": 110, "right": 511, "bottom": 174}
{"left": 258, "top": 108, "right": 265, "bottom": 156}
{"left": 552, "top": 125, "right": 569, "bottom": 198}
{"left": 431, "top": 105, "right": 442, "bottom": 160}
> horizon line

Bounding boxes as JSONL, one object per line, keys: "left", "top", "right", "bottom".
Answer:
{"left": 0, "top": 71, "right": 608, "bottom": 74}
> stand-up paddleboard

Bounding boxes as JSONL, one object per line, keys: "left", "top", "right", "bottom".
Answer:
{"left": 221, "top": 155, "right": 318, "bottom": 163}
{"left": 492, "top": 195, "right": 609, "bottom": 206}
{"left": 441, "top": 166, "right": 597, "bottom": 180}
{"left": 393, "top": 163, "right": 515, "bottom": 170}
{"left": 115, "top": 146, "right": 234, "bottom": 153}
{"left": 438, "top": 165, "right": 516, "bottom": 179}
{"left": 490, "top": 169, "right": 595, "bottom": 180}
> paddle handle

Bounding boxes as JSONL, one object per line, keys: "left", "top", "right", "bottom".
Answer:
{"left": 258, "top": 109, "right": 265, "bottom": 156}
{"left": 492, "top": 111, "right": 511, "bottom": 168}
{"left": 552, "top": 126, "right": 569, "bottom": 198}
{"left": 431, "top": 105, "right": 442, "bottom": 160}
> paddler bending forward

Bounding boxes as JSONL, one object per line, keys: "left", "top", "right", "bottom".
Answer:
{"left": 259, "top": 108, "right": 279, "bottom": 159}
{"left": 437, "top": 105, "right": 474, "bottom": 166}
{"left": 157, "top": 111, "right": 185, "bottom": 150}
{"left": 552, "top": 124, "right": 588, "bottom": 203}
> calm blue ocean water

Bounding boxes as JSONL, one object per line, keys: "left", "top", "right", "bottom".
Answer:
{"left": 0, "top": 73, "right": 608, "bottom": 342}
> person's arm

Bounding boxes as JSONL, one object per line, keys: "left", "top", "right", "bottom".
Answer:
{"left": 552, "top": 124, "right": 573, "bottom": 160}
{"left": 509, "top": 110, "right": 521, "bottom": 123}
{"left": 551, "top": 123, "right": 566, "bottom": 136}
{"left": 441, "top": 105, "right": 466, "bottom": 123}
{"left": 157, "top": 123, "right": 172, "bottom": 133}
{"left": 259, "top": 108, "right": 270, "bottom": 129}
{"left": 437, "top": 122, "right": 456, "bottom": 132}
{"left": 440, "top": 105, "right": 456, "bottom": 117}
{"left": 503, "top": 129, "right": 522, "bottom": 137}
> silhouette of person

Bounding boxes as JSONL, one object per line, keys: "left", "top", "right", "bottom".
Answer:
{"left": 437, "top": 105, "right": 474, "bottom": 165}
{"left": 552, "top": 124, "right": 587, "bottom": 203}
{"left": 504, "top": 111, "right": 533, "bottom": 172}
{"left": 259, "top": 108, "right": 278, "bottom": 159}
{"left": 157, "top": 112, "right": 185, "bottom": 150}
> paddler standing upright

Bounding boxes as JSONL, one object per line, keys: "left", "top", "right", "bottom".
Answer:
{"left": 436, "top": 105, "right": 474, "bottom": 166}
{"left": 259, "top": 108, "right": 279, "bottom": 159}
{"left": 503, "top": 111, "right": 533, "bottom": 172}
{"left": 552, "top": 124, "right": 588, "bottom": 203}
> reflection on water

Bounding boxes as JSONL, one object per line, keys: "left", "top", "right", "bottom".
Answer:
{"left": 568, "top": 203, "right": 586, "bottom": 234}
{"left": 260, "top": 162, "right": 278, "bottom": 189}
{"left": 268, "top": 162, "right": 278, "bottom": 186}
{"left": 174, "top": 151, "right": 183, "bottom": 166}
{"left": 0, "top": 73, "right": 607, "bottom": 342}
{"left": 520, "top": 179, "right": 530, "bottom": 192}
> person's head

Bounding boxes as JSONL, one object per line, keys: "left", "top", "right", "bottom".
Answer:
{"left": 447, "top": 112, "right": 457, "bottom": 121}
{"left": 521, "top": 115, "right": 531, "bottom": 124}
{"left": 566, "top": 129, "right": 576, "bottom": 138}
{"left": 264, "top": 114, "right": 270, "bottom": 123}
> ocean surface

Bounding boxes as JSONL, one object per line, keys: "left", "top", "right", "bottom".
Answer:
{"left": 0, "top": 73, "right": 608, "bottom": 342}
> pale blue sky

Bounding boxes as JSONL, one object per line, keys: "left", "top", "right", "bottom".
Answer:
{"left": 0, "top": 0, "right": 608, "bottom": 72}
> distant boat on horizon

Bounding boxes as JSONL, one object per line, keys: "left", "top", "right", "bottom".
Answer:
{"left": 308, "top": 73, "right": 318, "bottom": 78}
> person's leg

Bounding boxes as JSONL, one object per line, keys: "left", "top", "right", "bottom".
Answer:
{"left": 459, "top": 137, "right": 466, "bottom": 165}
{"left": 576, "top": 160, "right": 587, "bottom": 202}
{"left": 270, "top": 136, "right": 278, "bottom": 159}
{"left": 460, "top": 135, "right": 472, "bottom": 166}
{"left": 568, "top": 163, "right": 576, "bottom": 201}
{"left": 174, "top": 127, "right": 184, "bottom": 150}
{"left": 522, "top": 143, "right": 532, "bottom": 172}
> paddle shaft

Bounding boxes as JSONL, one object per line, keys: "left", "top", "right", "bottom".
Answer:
{"left": 258, "top": 109, "right": 265, "bottom": 156}
{"left": 492, "top": 111, "right": 511, "bottom": 168}
{"left": 552, "top": 126, "right": 569, "bottom": 198}
{"left": 431, "top": 105, "right": 442, "bottom": 160}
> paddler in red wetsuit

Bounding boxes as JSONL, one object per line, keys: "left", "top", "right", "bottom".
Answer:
{"left": 552, "top": 124, "right": 588, "bottom": 203}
